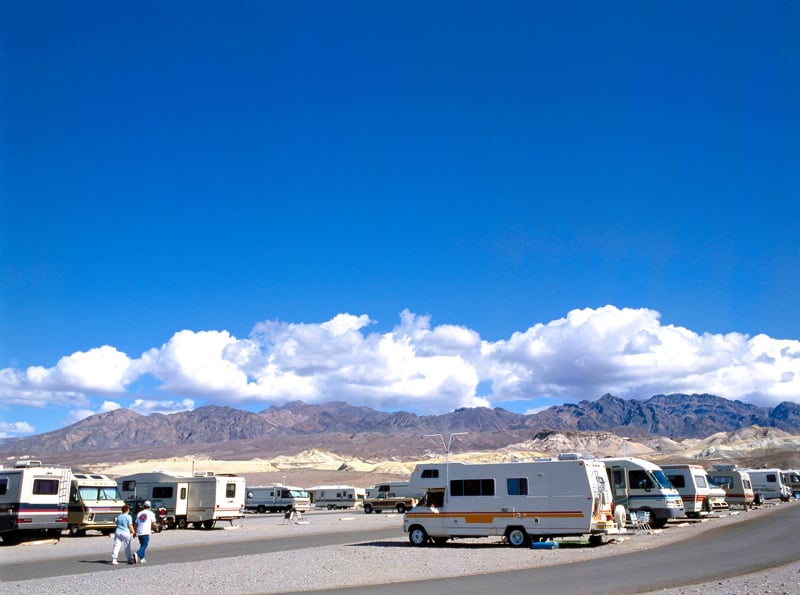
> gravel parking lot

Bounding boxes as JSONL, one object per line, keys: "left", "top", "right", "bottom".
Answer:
{"left": 2, "top": 502, "right": 799, "bottom": 594}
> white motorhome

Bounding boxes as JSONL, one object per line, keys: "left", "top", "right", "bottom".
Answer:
{"left": 308, "top": 485, "right": 365, "bottom": 510}
{"left": 743, "top": 468, "right": 791, "bottom": 501}
{"left": 245, "top": 484, "right": 311, "bottom": 513}
{"left": 662, "top": 464, "right": 727, "bottom": 517}
{"left": 117, "top": 471, "right": 246, "bottom": 529}
{"left": 67, "top": 473, "right": 126, "bottom": 536}
{"left": 0, "top": 461, "right": 71, "bottom": 544}
{"left": 403, "top": 458, "right": 620, "bottom": 547}
{"left": 782, "top": 470, "right": 800, "bottom": 499}
{"left": 708, "top": 466, "right": 755, "bottom": 508}
{"left": 602, "top": 457, "right": 684, "bottom": 528}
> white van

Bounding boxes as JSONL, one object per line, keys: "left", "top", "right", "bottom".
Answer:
{"left": 403, "top": 457, "right": 620, "bottom": 547}
{"left": 708, "top": 467, "right": 755, "bottom": 508}
{"left": 662, "top": 464, "right": 727, "bottom": 517}
{"left": 602, "top": 457, "right": 683, "bottom": 528}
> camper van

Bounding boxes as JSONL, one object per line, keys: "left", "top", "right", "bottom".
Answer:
{"left": 602, "top": 457, "right": 683, "bottom": 528}
{"left": 743, "top": 468, "right": 791, "bottom": 501}
{"left": 67, "top": 473, "right": 126, "bottom": 536}
{"left": 245, "top": 484, "right": 310, "bottom": 513}
{"left": 308, "top": 485, "right": 365, "bottom": 510}
{"left": 0, "top": 461, "right": 71, "bottom": 544}
{"left": 708, "top": 467, "right": 755, "bottom": 508}
{"left": 403, "top": 457, "right": 620, "bottom": 547}
{"left": 661, "top": 464, "right": 726, "bottom": 517}
{"left": 117, "top": 471, "right": 246, "bottom": 529}
{"left": 782, "top": 470, "right": 800, "bottom": 499}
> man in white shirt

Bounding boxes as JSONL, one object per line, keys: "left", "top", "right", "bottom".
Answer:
{"left": 133, "top": 500, "right": 158, "bottom": 564}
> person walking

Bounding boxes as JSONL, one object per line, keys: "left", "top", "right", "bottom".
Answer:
{"left": 133, "top": 500, "right": 159, "bottom": 564}
{"left": 110, "top": 503, "right": 135, "bottom": 565}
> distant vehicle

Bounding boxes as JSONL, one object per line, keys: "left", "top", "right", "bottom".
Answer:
{"left": 662, "top": 464, "right": 727, "bottom": 517}
{"left": 0, "top": 461, "right": 70, "bottom": 544}
{"left": 708, "top": 466, "right": 755, "bottom": 508}
{"left": 403, "top": 457, "right": 621, "bottom": 547}
{"left": 365, "top": 482, "right": 423, "bottom": 500}
{"left": 782, "top": 470, "right": 800, "bottom": 499}
{"left": 363, "top": 491, "right": 418, "bottom": 514}
{"left": 308, "top": 485, "right": 365, "bottom": 510}
{"left": 117, "top": 471, "right": 245, "bottom": 529}
{"left": 67, "top": 473, "right": 126, "bottom": 536}
{"left": 245, "top": 484, "right": 310, "bottom": 513}
{"left": 602, "top": 457, "right": 684, "bottom": 529}
{"left": 742, "top": 468, "right": 791, "bottom": 501}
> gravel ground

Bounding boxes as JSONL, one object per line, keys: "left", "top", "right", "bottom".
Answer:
{"left": 2, "top": 502, "right": 799, "bottom": 594}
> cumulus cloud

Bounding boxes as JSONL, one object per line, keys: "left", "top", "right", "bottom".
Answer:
{"left": 1, "top": 306, "right": 799, "bottom": 430}
{"left": 0, "top": 420, "right": 36, "bottom": 437}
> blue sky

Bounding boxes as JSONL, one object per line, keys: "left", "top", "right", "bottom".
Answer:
{"left": 2, "top": 2, "right": 799, "bottom": 439}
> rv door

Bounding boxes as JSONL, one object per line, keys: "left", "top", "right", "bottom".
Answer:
{"left": 609, "top": 466, "right": 629, "bottom": 510}
{"left": 175, "top": 482, "right": 189, "bottom": 516}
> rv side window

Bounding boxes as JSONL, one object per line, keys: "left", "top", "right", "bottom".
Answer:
{"left": 153, "top": 486, "right": 173, "bottom": 498}
{"left": 694, "top": 475, "right": 707, "bottom": 488}
{"left": 226, "top": 483, "right": 236, "bottom": 498}
{"left": 713, "top": 476, "right": 733, "bottom": 490}
{"left": 180, "top": 487, "right": 187, "bottom": 499}
{"left": 33, "top": 479, "right": 59, "bottom": 495}
{"left": 450, "top": 479, "right": 494, "bottom": 497}
{"left": 629, "top": 470, "right": 653, "bottom": 490}
{"left": 743, "top": 480, "right": 752, "bottom": 489}
{"left": 667, "top": 475, "right": 685, "bottom": 488}
{"left": 612, "top": 469, "right": 625, "bottom": 487}
{"left": 421, "top": 469, "right": 439, "bottom": 478}
{"left": 507, "top": 477, "right": 528, "bottom": 496}
{"left": 122, "top": 481, "right": 136, "bottom": 491}
{"left": 0, "top": 478, "right": 7, "bottom": 495}
{"left": 766, "top": 473, "right": 777, "bottom": 483}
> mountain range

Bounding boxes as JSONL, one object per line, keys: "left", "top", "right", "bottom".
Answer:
{"left": 3, "top": 393, "right": 799, "bottom": 465}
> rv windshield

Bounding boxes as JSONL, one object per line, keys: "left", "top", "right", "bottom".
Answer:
{"left": 651, "top": 470, "right": 673, "bottom": 489}
{"left": 79, "top": 486, "right": 123, "bottom": 501}
{"left": 289, "top": 490, "right": 309, "bottom": 498}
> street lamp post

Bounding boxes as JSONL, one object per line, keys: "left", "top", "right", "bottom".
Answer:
{"left": 425, "top": 432, "right": 467, "bottom": 504}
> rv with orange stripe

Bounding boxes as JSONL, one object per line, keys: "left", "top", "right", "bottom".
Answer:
{"left": 403, "top": 455, "right": 620, "bottom": 547}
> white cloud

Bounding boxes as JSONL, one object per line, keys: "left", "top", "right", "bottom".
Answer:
{"left": 1, "top": 307, "right": 799, "bottom": 427}
{"left": 65, "top": 409, "right": 97, "bottom": 425}
{"left": 0, "top": 420, "right": 36, "bottom": 437}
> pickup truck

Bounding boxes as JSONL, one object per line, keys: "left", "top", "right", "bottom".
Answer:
{"left": 363, "top": 492, "right": 418, "bottom": 514}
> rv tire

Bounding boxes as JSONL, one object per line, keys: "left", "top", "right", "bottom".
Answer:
{"left": 202, "top": 520, "right": 215, "bottom": 530}
{"left": 432, "top": 536, "right": 448, "bottom": 546}
{"left": 68, "top": 524, "right": 86, "bottom": 537}
{"left": 647, "top": 511, "right": 667, "bottom": 529}
{"left": 396, "top": 503, "right": 407, "bottom": 514}
{"left": 506, "top": 527, "right": 529, "bottom": 548}
{"left": 177, "top": 518, "right": 187, "bottom": 529}
{"left": 589, "top": 534, "right": 604, "bottom": 547}
{"left": 363, "top": 504, "right": 373, "bottom": 514}
{"left": 408, "top": 526, "right": 428, "bottom": 546}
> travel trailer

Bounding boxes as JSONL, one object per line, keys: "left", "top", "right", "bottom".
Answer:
{"left": 661, "top": 464, "right": 727, "bottom": 517}
{"left": 602, "top": 457, "right": 684, "bottom": 528}
{"left": 308, "top": 485, "right": 365, "bottom": 509}
{"left": 245, "top": 484, "right": 310, "bottom": 513}
{"left": 403, "top": 457, "right": 620, "bottom": 547}
{"left": 743, "top": 468, "right": 791, "bottom": 501}
{"left": 0, "top": 461, "right": 71, "bottom": 544}
{"left": 708, "top": 466, "right": 755, "bottom": 508}
{"left": 117, "top": 471, "right": 246, "bottom": 528}
{"left": 67, "top": 473, "right": 127, "bottom": 536}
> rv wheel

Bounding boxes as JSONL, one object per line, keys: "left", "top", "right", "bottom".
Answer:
{"left": 408, "top": 526, "right": 428, "bottom": 546}
{"left": 202, "top": 520, "right": 215, "bottom": 530}
{"left": 68, "top": 524, "right": 85, "bottom": 537}
{"left": 364, "top": 504, "right": 373, "bottom": 514}
{"left": 257, "top": 505, "right": 266, "bottom": 514}
{"left": 177, "top": 519, "right": 187, "bottom": 529}
{"left": 395, "top": 503, "right": 407, "bottom": 514}
{"left": 432, "top": 536, "right": 448, "bottom": 546}
{"left": 506, "top": 527, "right": 529, "bottom": 548}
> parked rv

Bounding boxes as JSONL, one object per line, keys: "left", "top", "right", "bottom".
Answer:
{"left": 602, "top": 457, "right": 684, "bottom": 528}
{"left": 782, "top": 470, "right": 800, "bottom": 499}
{"left": 117, "top": 471, "right": 246, "bottom": 529}
{"left": 308, "top": 485, "right": 365, "bottom": 510}
{"left": 708, "top": 466, "right": 755, "bottom": 508}
{"left": 743, "top": 468, "right": 791, "bottom": 501}
{"left": 245, "top": 484, "right": 310, "bottom": 513}
{"left": 662, "top": 464, "right": 727, "bottom": 517}
{"left": 403, "top": 457, "right": 620, "bottom": 547}
{"left": 67, "top": 473, "right": 126, "bottom": 536}
{"left": 0, "top": 461, "right": 70, "bottom": 544}
{"left": 366, "top": 482, "right": 423, "bottom": 500}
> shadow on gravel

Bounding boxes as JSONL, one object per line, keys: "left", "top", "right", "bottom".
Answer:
{"left": 349, "top": 539, "right": 608, "bottom": 550}
{"left": 80, "top": 559, "right": 119, "bottom": 565}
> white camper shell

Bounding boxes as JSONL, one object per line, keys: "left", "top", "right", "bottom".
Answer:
{"left": 366, "top": 482, "right": 423, "bottom": 500}
{"left": 67, "top": 473, "right": 126, "bottom": 536}
{"left": 403, "top": 458, "right": 620, "bottom": 547}
{"left": 602, "top": 457, "right": 683, "bottom": 528}
{"left": 117, "top": 471, "right": 245, "bottom": 529}
{"left": 245, "top": 485, "right": 310, "bottom": 513}
{"left": 0, "top": 461, "right": 70, "bottom": 544}
{"left": 309, "top": 485, "right": 365, "bottom": 510}
{"left": 662, "top": 464, "right": 727, "bottom": 517}
{"left": 709, "top": 466, "right": 755, "bottom": 508}
{"left": 743, "top": 468, "right": 791, "bottom": 502}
